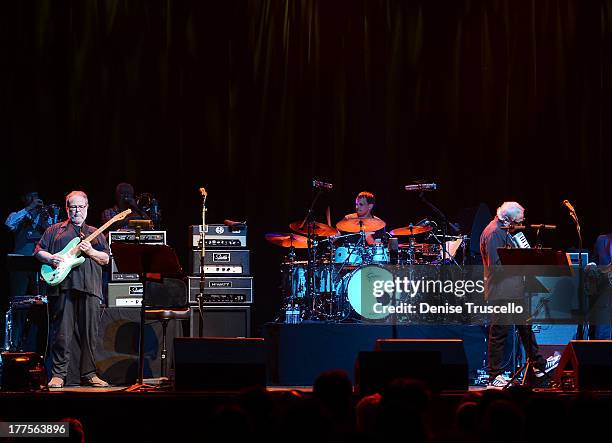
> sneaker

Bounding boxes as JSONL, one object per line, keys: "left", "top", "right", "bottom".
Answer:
{"left": 534, "top": 352, "right": 561, "bottom": 378}
{"left": 487, "top": 374, "right": 511, "bottom": 389}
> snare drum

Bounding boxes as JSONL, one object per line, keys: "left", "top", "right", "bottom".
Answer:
{"left": 341, "top": 264, "right": 395, "bottom": 320}
{"left": 368, "top": 244, "right": 389, "bottom": 263}
{"left": 416, "top": 243, "right": 441, "bottom": 258}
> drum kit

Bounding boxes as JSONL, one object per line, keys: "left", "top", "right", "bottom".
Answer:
{"left": 266, "top": 217, "right": 468, "bottom": 323}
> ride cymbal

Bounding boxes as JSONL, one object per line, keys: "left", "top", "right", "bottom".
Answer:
{"left": 336, "top": 218, "right": 386, "bottom": 233}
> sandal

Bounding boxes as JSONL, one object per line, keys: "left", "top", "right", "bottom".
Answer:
{"left": 47, "top": 376, "right": 64, "bottom": 388}
{"left": 81, "top": 375, "right": 109, "bottom": 388}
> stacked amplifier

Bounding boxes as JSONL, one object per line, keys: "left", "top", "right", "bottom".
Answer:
{"left": 188, "top": 224, "right": 252, "bottom": 337}
{"left": 106, "top": 230, "right": 167, "bottom": 307}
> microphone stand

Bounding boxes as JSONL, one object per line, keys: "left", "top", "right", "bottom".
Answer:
{"left": 197, "top": 189, "right": 208, "bottom": 336}
{"left": 567, "top": 208, "right": 586, "bottom": 339}
{"left": 418, "top": 192, "right": 461, "bottom": 267}
{"left": 301, "top": 187, "right": 324, "bottom": 319}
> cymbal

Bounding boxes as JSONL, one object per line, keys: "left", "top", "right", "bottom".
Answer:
{"left": 390, "top": 225, "right": 432, "bottom": 236}
{"left": 265, "top": 232, "right": 309, "bottom": 248}
{"left": 289, "top": 220, "right": 338, "bottom": 237}
{"left": 336, "top": 217, "right": 386, "bottom": 233}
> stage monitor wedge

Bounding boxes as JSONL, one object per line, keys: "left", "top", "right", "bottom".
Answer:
{"left": 174, "top": 337, "right": 266, "bottom": 391}
{"left": 554, "top": 340, "right": 612, "bottom": 390}
{"left": 356, "top": 339, "right": 468, "bottom": 395}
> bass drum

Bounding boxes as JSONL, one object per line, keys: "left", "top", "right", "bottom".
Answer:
{"left": 342, "top": 265, "right": 395, "bottom": 320}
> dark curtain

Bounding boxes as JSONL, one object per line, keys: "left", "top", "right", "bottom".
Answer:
{"left": 2, "top": 0, "right": 612, "bottom": 329}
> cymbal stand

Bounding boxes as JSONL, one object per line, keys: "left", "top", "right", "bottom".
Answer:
{"left": 406, "top": 231, "right": 416, "bottom": 264}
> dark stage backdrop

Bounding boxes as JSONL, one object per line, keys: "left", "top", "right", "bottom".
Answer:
{"left": 2, "top": 0, "right": 612, "bottom": 331}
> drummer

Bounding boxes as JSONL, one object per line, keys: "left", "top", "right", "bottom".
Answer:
{"left": 338, "top": 191, "right": 387, "bottom": 245}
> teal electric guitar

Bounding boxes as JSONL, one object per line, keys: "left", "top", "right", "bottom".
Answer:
{"left": 41, "top": 209, "right": 131, "bottom": 286}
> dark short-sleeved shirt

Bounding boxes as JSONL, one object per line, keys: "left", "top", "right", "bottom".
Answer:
{"left": 593, "top": 233, "right": 612, "bottom": 266}
{"left": 34, "top": 220, "right": 110, "bottom": 298}
{"left": 479, "top": 216, "right": 525, "bottom": 301}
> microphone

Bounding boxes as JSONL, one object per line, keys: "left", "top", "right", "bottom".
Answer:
{"left": 562, "top": 199, "right": 575, "bottom": 214}
{"left": 312, "top": 179, "right": 333, "bottom": 190}
{"left": 530, "top": 224, "right": 556, "bottom": 230}
{"left": 405, "top": 183, "right": 437, "bottom": 191}
{"left": 224, "top": 219, "right": 246, "bottom": 229}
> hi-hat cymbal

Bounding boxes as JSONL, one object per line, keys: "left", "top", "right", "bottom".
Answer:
{"left": 265, "top": 232, "right": 309, "bottom": 248}
{"left": 336, "top": 217, "right": 386, "bottom": 233}
{"left": 390, "top": 225, "right": 432, "bottom": 236}
{"left": 289, "top": 220, "right": 338, "bottom": 237}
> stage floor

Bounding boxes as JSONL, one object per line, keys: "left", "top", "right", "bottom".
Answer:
{"left": 1, "top": 384, "right": 610, "bottom": 443}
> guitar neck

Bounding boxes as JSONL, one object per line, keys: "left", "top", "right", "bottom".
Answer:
{"left": 83, "top": 218, "right": 116, "bottom": 244}
{"left": 69, "top": 212, "right": 129, "bottom": 255}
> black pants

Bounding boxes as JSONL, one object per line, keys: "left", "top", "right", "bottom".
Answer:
{"left": 47, "top": 289, "right": 101, "bottom": 380}
{"left": 488, "top": 303, "right": 546, "bottom": 378}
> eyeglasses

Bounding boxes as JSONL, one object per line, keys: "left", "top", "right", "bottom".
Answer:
{"left": 68, "top": 205, "right": 88, "bottom": 211}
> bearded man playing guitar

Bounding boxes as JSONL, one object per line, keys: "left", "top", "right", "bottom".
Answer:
{"left": 35, "top": 190, "right": 114, "bottom": 388}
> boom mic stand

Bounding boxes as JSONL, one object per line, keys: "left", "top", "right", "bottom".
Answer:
{"left": 565, "top": 202, "right": 586, "bottom": 339}
{"left": 418, "top": 192, "right": 461, "bottom": 267}
{"left": 197, "top": 188, "right": 208, "bottom": 337}
{"left": 299, "top": 184, "right": 325, "bottom": 319}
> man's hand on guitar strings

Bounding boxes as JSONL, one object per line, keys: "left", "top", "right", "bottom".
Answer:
{"left": 79, "top": 240, "right": 93, "bottom": 255}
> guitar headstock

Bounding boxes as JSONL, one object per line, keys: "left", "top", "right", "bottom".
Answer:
{"left": 113, "top": 209, "right": 132, "bottom": 222}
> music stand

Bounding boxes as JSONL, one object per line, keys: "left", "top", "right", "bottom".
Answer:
{"left": 6, "top": 254, "right": 43, "bottom": 296}
{"left": 497, "top": 248, "right": 572, "bottom": 388}
{"left": 110, "top": 243, "right": 182, "bottom": 390}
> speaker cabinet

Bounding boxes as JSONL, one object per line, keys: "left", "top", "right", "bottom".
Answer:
{"left": 554, "top": 340, "right": 612, "bottom": 390}
{"left": 189, "top": 306, "right": 251, "bottom": 338}
{"left": 356, "top": 339, "right": 468, "bottom": 394}
{"left": 174, "top": 337, "right": 266, "bottom": 391}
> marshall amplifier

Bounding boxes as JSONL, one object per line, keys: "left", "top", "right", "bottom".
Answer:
{"left": 109, "top": 230, "right": 167, "bottom": 282}
{"left": 189, "top": 249, "right": 250, "bottom": 276}
{"left": 107, "top": 282, "right": 143, "bottom": 307}
{"left": 187, "top": 276, "right": 253, "bottom": 304}
{"left": 190, "top": 224, "right": 247, "bottom": 249}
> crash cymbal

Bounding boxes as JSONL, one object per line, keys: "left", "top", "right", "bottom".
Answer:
{"left": 336, "top": 217, "right": 386, "bottom": 233}
{"left": 265, "top": 232, "right": 309, "bottom": 248}
{"left": 390, "top": 225, "right": 432, "bottom": 236}
{"left": 289, "top": 220, "right": 338, "bottom": 237}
